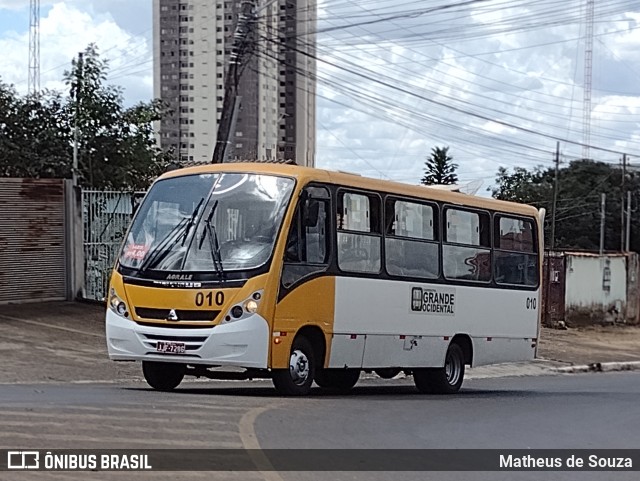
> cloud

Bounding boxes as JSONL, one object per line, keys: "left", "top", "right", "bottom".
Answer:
{"left": 2, "top": 0, "right": 640, "bottom": 188}
{"left": 0, "top": 0, "right": 32, "bottom": 10}
{"left": 0, "top": 1, "right": 151, "bottom": 105}
{"left": 312, "top": 0, "right": 640, "bottom": 189}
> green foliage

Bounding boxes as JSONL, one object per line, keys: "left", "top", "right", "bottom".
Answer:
{"left": 0, "top": 83, "right": 72, "bottom": 178}
{"left": 490, "top": 160, "right": 640, "bottom": 252}
{"left": 421, "top": 146, "right": 458, "bottom": 185}
{"left": 0, "top": 44, "right": 175, "bottom": 190}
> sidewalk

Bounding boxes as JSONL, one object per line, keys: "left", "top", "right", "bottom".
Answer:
{"left": 0, "top": 301, "right": 639, "bottom": 384}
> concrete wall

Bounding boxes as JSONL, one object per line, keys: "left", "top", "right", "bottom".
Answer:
{"left": 564, "top": 254, "right": 627, "bottom": 326}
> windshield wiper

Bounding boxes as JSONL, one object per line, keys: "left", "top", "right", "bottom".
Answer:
{"left": 198, "top": 200, "right": 224, "bottom": 280}
{"left": 140, "top": 198, "right": 204, "bottom": 271}
{"left": 181, "top": 197, "right": 205, "bottom": 246}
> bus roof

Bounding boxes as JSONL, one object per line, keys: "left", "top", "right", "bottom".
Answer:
{"left": 157, "top": 162, "right": 539, "bottom": 217}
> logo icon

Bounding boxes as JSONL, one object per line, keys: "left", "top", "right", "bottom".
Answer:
{"left": 166, "top": 309, "right": 179, "bottom": 321}
{"left": 411, "top": 287, "right": 423, "bottom": 311}
{"left": 7, "top": 451, "right": 39, "bottom": 469}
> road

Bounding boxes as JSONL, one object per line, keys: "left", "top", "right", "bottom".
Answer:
{"left": 0, "top": 373, "right": 638, "bottom": 481}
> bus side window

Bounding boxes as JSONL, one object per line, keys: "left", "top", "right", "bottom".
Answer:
{"left": 304, "top": 199, "right": 328, "bottom": 264}
{"left": 284, "top": 208, "right": 302, "bottom": 262}
{"left": 336, "top": 191, "right": 382, "bottom": 273}
{"left": 282, "top": 189, "right": 330, "bottom": 288}
{"left": 384, "top": 198, "right": 439, "bottom": 279}
{"left": 443, "top": 208, "right": 491, "bottom": 282}
{"left": 494, "top": 216, "right": 538, "bottom": 286}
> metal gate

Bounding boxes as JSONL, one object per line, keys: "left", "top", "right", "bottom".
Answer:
{"left": 0, "top": 178, "right": 67, "bottom": 303}
{"left": 542, "top": 251, "right": 566, "bottom": 327}
{"left": 82, "top": 190, "right": 143, "bottom": 301}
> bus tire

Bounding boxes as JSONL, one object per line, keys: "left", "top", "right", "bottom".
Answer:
{"left": 414, "top": 343, "right": 465, "bottom": 394}
{"left": 272, "top": 336, "right": 315, "bottom": 396}
{"left": 314, "top": 369, "right": 360, "bottom": 392}
{"left": 142, "top": 361, "right": 185, "bottom": 391}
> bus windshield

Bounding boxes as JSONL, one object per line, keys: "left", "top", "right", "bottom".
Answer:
{"left": 119, "top": 172, "right": 295, "bottom": 273}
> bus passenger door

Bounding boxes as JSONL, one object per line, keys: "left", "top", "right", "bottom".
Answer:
{"left": 271, "top": 186, "right": 335, "bottom": 369}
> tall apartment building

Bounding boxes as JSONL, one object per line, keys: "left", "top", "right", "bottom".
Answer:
{"left": 153, "top": 0, "right": 316, "bottom": 166}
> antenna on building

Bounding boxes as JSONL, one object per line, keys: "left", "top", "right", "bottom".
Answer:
{"left": 28, "top": 0, "right": 40, "bottom": 95}
{"left": 582, "top": 0, "right": 594, "bottom": 161}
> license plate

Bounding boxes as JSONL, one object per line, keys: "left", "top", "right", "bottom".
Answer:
{"left": 156, "top": 341, "right": 186, "bottom": 354}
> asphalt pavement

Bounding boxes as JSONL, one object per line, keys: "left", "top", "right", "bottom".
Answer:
{"left": 0, "top": 300, "right": 639, "bottom": 385}
{"left": 0, "top": 301, "right": 639, "bottom": 481}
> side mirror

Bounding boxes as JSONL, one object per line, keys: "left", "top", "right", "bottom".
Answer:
{"left": 131, "top": 193, "right": 145, "bottom": 215}
{"left": 302, "top": 200, "right": 320, "bottom": 227}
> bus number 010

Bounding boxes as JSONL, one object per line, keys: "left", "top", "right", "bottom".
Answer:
{"left": 526, "top": 297, "right": 537, "bottom": 310}
{"left": 195, "top": 292, "right": 224, "bottom": 307}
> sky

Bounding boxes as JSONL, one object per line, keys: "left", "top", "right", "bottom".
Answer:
{"left": 1, "top": 0, "right": 640, "bottom": 193}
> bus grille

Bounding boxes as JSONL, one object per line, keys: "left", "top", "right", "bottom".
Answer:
{"left": 139, "top": 333, "right": 209, "bottom": 352}
{"left": 135, "top": 307, "right": 220, "bottom": 322}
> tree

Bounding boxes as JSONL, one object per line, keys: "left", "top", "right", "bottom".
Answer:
{"left": 0, "top": 44, "right": 175, "bottom": 190}
{"left": 64, "top": 44, "right": 175, "bottom": 189}
{"left": 490, "top": 160, "right": 640, "bottom": 252}
{"left": 490, "top": 165, "right": 552, "bottom": 205}
{"left": 421, "top": 146, "right": 458, "bottom": 185}
{"left": 0, "top": 82, "right": 72, "bottom": 179}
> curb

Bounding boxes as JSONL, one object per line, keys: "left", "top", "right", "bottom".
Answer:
{"left": 552, "top": 361, "right": 640, "bottom": 374}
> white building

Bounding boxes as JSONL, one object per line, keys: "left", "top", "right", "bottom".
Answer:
{"left": 153, "top": 0, "right": 316, "bottom": 165}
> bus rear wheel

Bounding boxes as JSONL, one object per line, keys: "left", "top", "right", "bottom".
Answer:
{"left": 414, "top": 343, "right": 465, "bottom": 394}
{"left": 314, "top": 369, "right": 360, "bottom": 392}
{"left": 272, "top": 336, "right": 316, "bottom": 396}
{"left": 142, "top": 361, "right": 185, "bottom": 391}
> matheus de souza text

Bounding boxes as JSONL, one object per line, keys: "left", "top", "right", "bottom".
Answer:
{"left": 500, "top": 454, "right": 632, "bottom": 469}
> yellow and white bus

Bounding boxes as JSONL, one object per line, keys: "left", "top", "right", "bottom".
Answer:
{"left": 106, "top": 163, "right": 543, "bottom": 396}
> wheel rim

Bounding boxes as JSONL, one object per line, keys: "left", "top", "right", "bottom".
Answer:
{"left": 445, "top": 349, "right": 462, "bottom": 386}
{"left": 289, "top": 349, "right": 310, "bottom": 386}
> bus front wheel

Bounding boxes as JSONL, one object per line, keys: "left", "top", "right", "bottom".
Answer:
{"left": 142, "top": 361, "right": 185, "bottom": 391}
{"left": 314, "top": 369, "right": 360, "bottom": 392}
{"left": 272, "top": 336, "right": 316, "bottom": 396}
{"left": 414, "top": 343, "right": 465, "bottom": 394}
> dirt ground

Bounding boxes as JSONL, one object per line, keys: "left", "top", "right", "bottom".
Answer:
{"left": 0, "top": 301, "right": 638, "bottom": 384}
{"left": 537, "top": 324, "right": 640, "bottom": 365}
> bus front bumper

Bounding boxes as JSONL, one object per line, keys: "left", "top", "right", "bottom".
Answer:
{"left": 105, "top": 309, "right": 269, "bottom": 369}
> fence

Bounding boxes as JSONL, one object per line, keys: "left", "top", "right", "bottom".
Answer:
{"left": 82, "top": 190, "right": 144, "bottom": 301}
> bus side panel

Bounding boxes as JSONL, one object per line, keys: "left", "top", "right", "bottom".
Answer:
{"left": 271, "top": 276, "right": 336, "bottom": 369}
{"left": 360, "top": 335, "right": 447, "bottom": 368}
{"left": 471, "top": 336, "right": 536, "bottom": 367}
{"left": 327, "top": 334, "right": 366, "bottom": 368}
{"left": 333, "top": 277, "right": 538, "bottom": 368}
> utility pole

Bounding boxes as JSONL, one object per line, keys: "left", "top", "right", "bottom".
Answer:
{"left": 550, "top": 141, "right": 560, "bottom": 250}
{"left": 625, "top": 190, "right": 631, "bottom": 252}
{"left": 620, "top": 153, "right": 627, "bottom": 251}
{"left": 599, "top": 193, "right": 606, "bottom": 256}
{"left": 72, "top": 52, "right": 83, "bottom": 188}
{"left": 212, "top": 1, "right": 257, "bottom": 164}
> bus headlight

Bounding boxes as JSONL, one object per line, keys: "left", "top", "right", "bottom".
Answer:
{"left": 223, "top": 290, "right": 263, "bottom": 323}
{"left": 244, "top": 299, "right": 259, "bottom": 313}
{"left": 109, "top": 288, "right": 129, "bottom": 318}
